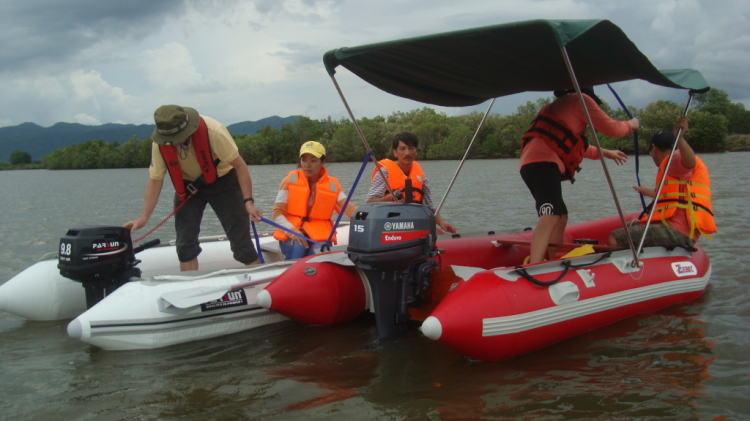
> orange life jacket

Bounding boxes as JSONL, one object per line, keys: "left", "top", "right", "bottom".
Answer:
{"left": 522, "top": 103, "right": 589, "bottom": 181}
{"left": 158, "top": 117, "right": 219, "bottom": 201}
{"left": 371, "top": 159, "right": 424, "bottom": 203}
{"left": 273, "top": 168, "right": 342, "bottom": 243}
{"left": 640, "top": 156, "right": 716, "bottom": 240}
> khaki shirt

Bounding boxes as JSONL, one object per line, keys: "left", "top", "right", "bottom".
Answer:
{"left": 149, "top": 115, "right": 239, "bottom": 182}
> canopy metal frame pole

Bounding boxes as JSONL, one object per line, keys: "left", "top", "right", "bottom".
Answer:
{"left": 635, "top": 94, "right": 695, "bottom": 254}
{"left": 435, "top": 98, "right": 496, "bottom": 216}
{"left": 560, "top": 46, "right": 640, "bottom": 266}
{"left": 330, "top": 75, "right": 397, "bottom": 199}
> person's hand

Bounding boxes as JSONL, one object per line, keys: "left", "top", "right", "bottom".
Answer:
{"left": 246, "top": 202, "right": 262, "bottom": 223}
{"left": 389, "top": 189, "right": 405, "bottom": 203}
{"left": 674, "top": 115, "right": 689, "bottom": 134}
{"left": 441, "top": 223, "right": 457, "bottom": 234}
{"left": 289, "top": 228, "right": 309, "bottom": 248}
{"left": 628, "top": 118, "right": 640, "bottom": 131}
{"left": 603, "top": 149, "right": 628, "bottom": 165}
{"left": 124, "top": 217, "right": 147, "bottom": 233}
{"left": 632, "top": 185, "right": 655, "bottom": 197}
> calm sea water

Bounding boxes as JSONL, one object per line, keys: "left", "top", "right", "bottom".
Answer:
{"left": 1, "top": 153, "right": 749, "bottom": 420}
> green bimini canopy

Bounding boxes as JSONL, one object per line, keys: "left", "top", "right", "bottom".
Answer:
{"left": 323, "top": 19, "right": 710, "bottom": 107}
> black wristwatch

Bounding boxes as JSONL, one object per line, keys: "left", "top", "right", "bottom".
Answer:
{"left": 244, "top": 197, "right": 254, "bottom": 204}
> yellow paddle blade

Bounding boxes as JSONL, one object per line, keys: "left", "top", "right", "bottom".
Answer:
{"left": 561, "top": 244, "right": 596, "bottom": 259}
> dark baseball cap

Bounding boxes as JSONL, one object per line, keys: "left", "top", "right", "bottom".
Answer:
{"left": 651, "top": 130, "right": 675, "bottom": 149}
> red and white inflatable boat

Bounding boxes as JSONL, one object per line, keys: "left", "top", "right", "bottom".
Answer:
{"left": 261, "top": 19, "right": 715, "bottom": 361}
{"left": 259, "top": 204, "right": 711, "bottom": 360}
{"left": 420, "top": 237, "right": 710, "bottom": 361}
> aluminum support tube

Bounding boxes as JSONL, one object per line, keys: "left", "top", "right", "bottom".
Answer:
{"left": 435, "top": 98, "right": 496, "bottom": 216}
{"left": 330, "top": 75, "right": 396, "bottom": 198}
{"left": 560, "top": 46, "right": 640, "bottom": 266}
{"left": 635, "top": 94, "right": 695, "bottom": 254}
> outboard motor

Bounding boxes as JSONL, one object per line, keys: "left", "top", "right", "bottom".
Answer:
{"left": 347, "top": 203, "right": 440, "bottom": 339}
{"left": 58, "top": 226, "right": 147, "bottom": 309}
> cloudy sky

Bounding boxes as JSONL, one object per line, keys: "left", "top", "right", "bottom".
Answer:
{"left": 1, "top": 0, "right": 748, "bottom": 128}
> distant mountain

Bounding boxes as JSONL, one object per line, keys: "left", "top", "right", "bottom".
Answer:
{"left": 226, "top": 116, "right": 300, "bottom": 136}
{"left": 0, "top": 115, "right": 300, "bottom": 162}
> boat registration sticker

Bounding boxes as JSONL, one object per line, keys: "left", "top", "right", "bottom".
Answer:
{"left": 671, "top": 262, "right": 697, "bottom": 277}
{"left": 201, "top": 289, "right": 248, "bottom": 311}
{"left": 381, "top": 230, "right": 429, "bottom": 244}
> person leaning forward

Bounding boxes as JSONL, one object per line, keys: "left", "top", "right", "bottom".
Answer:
{"left": 125, "top": 105, "right": 263, "bottom": 271}
{"left": 520, "top": 87, "right": 637, "bottom": 264}
{"left": 366, "top": 131, "right": 456, "bottom": 234}
{"left": 608, "top": 116, "right": 716, "bottom": 249}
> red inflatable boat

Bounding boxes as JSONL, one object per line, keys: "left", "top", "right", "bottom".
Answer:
{"left": 258, "top": 19, "right": 714, "bottom": 360}
{"left": 258, "top": 209, "right": 710, "bottom": 361}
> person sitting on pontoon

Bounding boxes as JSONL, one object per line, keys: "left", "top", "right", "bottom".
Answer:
{"left": 272, "top": 141, "right": 358, "bottom": 260}
{"left": 366, "top": 132, "right": 456, "bottom": 235}
{"left": 608, "top": 116, "right": 715, "bottom": 248}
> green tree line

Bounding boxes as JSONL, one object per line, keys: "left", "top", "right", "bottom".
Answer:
{"left": 5, "top": 88, "right": 747, "bottom": 170}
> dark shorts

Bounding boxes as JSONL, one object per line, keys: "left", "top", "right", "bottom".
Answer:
{"left": 174, "top": 169, "right": 258, "bottom": 264}
{"left": 520, "top": 162, "right": 568, "bottom": 217}
{"left": 610, "top": 222, "right": 695, "bottom": 249}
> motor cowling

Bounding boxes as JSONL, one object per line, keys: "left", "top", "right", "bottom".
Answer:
{"left": 346, "top": 203, "right": 439, "bottom": 339}
{"left": 58, "top": 226, "right": 141, "bottom": 309}
{"left": 347, "top": 203, "right": 437, "bottom": 271}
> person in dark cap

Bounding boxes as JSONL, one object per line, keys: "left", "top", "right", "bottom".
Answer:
{"left": 125, "top": 105, "right": 263, "bottom": 271}
{"left": 609, "top": 116, "right": 716, "bottom": 248}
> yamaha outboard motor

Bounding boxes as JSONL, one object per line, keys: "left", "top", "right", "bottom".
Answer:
{"left": 58, "top": 226, "right": 146, "bottom": 309}
{"left": 347, "top": 203, "right": 440, "bottom": 339}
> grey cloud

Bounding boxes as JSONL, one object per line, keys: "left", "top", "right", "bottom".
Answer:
{"left": 0, "top": 0, "right": 184, "bottom": 74}
{"left": 273, "top": 42, "right": 325, "bottom": 68}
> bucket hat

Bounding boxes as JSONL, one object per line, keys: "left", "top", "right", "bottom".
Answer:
{"left": 151, "top": 105, "right": 200, "bottom": 145}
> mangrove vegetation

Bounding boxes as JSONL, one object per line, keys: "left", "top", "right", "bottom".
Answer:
{"left": 4, "top": 89, "right": 748, "bottom": 170}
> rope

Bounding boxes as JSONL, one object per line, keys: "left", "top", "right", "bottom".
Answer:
{"left": 321, "top": 151, "right": 373, "bottom": 252}
{"left": 133, "top": 196, "right": 192, "bottom": 243}
{"left": 515, "top": 251, "right": 612, "bottom": 287}
{"left": 607, "top": 84, "right": 646, "bottom": 211}
{"left": 251, "top": 221, "right": 265, "bottom": 264}
{"left": 260, "top": 217, "right": 317, "bottom": 245}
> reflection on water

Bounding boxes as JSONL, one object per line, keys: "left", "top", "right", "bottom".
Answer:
{"left": 1, "top": 153, "right": 749, "bottom": 420}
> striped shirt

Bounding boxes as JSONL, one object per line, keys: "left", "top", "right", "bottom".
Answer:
{"left": 366, "top": 166, "right": 435, "bottom": 209}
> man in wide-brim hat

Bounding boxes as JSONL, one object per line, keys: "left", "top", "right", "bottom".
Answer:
{"left": 125, "top": 105, "right": 263, "bottom": 270}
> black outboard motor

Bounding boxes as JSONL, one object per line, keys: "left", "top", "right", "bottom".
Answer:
{"left": 347, "top": 203, "right": 440, "bottom": 339}
{"left": 58, "top": 226, "right": 144, "bottom": 309}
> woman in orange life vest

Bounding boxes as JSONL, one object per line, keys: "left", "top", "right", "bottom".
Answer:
{"left": 366, "top": 132, "right": 456, "bottom": 234}
{"left": 608, "top": 116, "right": 716, "bottom": 248}
{"left": 272, "top": 141, "right": 358, "bottom": 260}
{"left": 520, "top": 87, "right": 637, "bottom": 264}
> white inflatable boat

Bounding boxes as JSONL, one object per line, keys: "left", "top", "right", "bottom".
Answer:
{"left": 0, "top": 224, "right": 349, "bottom": 350}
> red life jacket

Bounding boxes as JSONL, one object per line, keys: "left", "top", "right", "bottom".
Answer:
{"left": 522, "top": 103, "right": 589, "bottom": 181}
{"left": 158, "top": 117, "right": 219, "bottom": 201}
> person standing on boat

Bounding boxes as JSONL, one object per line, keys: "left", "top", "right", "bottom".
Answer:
{"left": 272, "top": 141, "right": 358, "bottom": 260}
{"left": 520, "top": 88, "right": 637, "bottom": 263}
{"left": 125, "top": 105, "right": 262, "bottom": 271}
{"left": 366, "top": 132, "right": 456, "bottom": 234}
{"left": 608, "top": 116, "right": 715, "bottom": 248}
